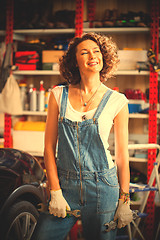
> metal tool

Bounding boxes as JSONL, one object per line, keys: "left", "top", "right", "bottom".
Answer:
{"left": 104, "top": 210, "right": 141, "bottom": 232}
{"left": 66, "top": 209, "right": 81, "bottom": 218}
{"left": 37, "top": 203, "right": 81, "bottom": 218}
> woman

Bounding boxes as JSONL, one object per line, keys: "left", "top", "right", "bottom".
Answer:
{"left": 34, "top": 32, "right": 133, "bottom": 240}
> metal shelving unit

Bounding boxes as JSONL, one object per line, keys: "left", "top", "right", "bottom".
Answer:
{"left": 13, "top": 70, "right": 60, "bottom": 75}
{"left": 3, "top": 6, "right": 156, "bottom": 146}
{"left": 0, "top": 27, "right": 151, "bottom": 36}
{"left": 19, "top": 111, "right": 160, "bottom": 120}
{"left": 20, "top": 111, "right": 156, "bottom": 119}
{"left": 12, "top": 69, "right": 152, "bottom": 76}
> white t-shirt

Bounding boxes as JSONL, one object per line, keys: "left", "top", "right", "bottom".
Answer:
{"left": 52, "top": 85, "right": 129, "bottom": 168}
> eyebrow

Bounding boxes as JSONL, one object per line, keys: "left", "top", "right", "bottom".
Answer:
{"left": 80, "top": 47, "right": 99, "bottom": 52}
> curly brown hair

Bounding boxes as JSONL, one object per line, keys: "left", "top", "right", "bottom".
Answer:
{"left": 59, "top": 32, "right": 119, "bottom": 85}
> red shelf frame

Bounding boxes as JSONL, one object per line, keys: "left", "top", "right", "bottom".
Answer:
{"left": 146, "top": 0, "right": 159, "bottom": 239}
{"left": 4, "top": 0, "right": 14, "bottom": 148}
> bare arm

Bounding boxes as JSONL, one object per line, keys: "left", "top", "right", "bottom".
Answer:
{"left": 44, "top": 91, "right": 60, "bottom": 191}
{"left": 114, "top": 103, "right": 130, "bottom": 195}
{"left": 113, "top": 104, "right": 133, "bottom": 226}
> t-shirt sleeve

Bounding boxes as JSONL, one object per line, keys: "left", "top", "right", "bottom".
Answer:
{"left": 51, "top": 86, "right": 63, "bottom": 112}
{"left": 110, "top": 91, "right": 129, "bottom": 119}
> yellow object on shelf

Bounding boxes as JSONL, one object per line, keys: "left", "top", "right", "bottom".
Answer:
{"left": 123, "top": 48, "right": 143, "bottom": 50}
{"left": 0, "top": 138, "right": 4, "bottom": 148}
{"left": 13, "top": 121, "right": 46, "bottom": 131}
{"left": 42, "top": 50, "right": 64, "bottom": 63}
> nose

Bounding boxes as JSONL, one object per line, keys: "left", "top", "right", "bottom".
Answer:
{"left": 89, "top": 51, "right": 95, "bottom": 59}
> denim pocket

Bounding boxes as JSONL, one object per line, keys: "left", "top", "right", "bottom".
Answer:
{"left": 99, "top": 171, "right": 119, "bottom": 187}
{"left": 97, "top": 167, "right": 119, "bottom": 214}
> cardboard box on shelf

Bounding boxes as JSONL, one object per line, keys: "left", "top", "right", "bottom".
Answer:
{"left": 118, "top": 50, "right": 148, "bottom": 70}
{"left": 42, "top": 50, "right": 64, "bottom": 63}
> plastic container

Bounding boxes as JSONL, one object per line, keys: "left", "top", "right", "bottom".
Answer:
{"left": 19, "top": 82, "right": 27, "bottom": 110}
{"left": 128, "top": 100, "right": 144, "bottom": 113}
{"left": 38, "top": 81, "right": 45, "bottom": 112}
{"left": 30, "top": 87, "right": 37, "bottom": 111}
{"left": 128, "top": 104, "right": 142, "bottom": 113}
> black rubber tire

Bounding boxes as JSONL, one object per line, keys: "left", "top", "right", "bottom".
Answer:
{"left": 4, "top": 200, "right": 39, "bottom": 240}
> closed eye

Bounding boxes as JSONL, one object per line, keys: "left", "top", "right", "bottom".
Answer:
{"left": 81, "top": 52, "right": 88, "bottom": 55}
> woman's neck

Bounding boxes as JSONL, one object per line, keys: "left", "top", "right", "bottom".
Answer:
{"left": 80, "top": 73, "right": 101, "bottom": 94}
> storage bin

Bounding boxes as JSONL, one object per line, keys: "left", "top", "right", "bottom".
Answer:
{"left": 15, "top": 51, "right": 40, "bottom": 70}
{"left": 128, "top": 103, "right": 142, "bottom": 113}
{"left": 13, "top": 130, "right": 45, "bottom": 154}
{"left": 128, "top": 100, "right": 145, "bottom": 113}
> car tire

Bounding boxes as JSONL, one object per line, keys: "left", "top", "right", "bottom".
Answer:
{"left": 5, "top": 200, "right": 39, "bottom": 240}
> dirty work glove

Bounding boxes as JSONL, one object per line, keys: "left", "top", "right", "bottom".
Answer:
{"left": 49, "top": 189, "right": 71, "bottom": 218}
{"left": 114, "top": 199, "right": 133, "bottom": 228}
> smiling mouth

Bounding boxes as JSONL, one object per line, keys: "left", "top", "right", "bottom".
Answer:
{"left": 88, "top": 62, "right": 98, "bottom": 66}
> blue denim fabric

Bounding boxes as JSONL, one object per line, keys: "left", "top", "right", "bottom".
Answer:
{"left": 58, "top": 168, "right": 119, "bottom": 240}
{"left": 33, "top": 86, "right": 119, "bottom": 240}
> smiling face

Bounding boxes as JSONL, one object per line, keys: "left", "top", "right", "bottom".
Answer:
{"left": 76, "top": 39, "right": 103, "bottom": 76}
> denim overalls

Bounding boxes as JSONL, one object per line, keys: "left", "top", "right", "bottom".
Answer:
{"left": 33, "top": 86, "right": 119, "bottom": 240}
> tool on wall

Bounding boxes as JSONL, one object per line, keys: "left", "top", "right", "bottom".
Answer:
{"left": 147, "top": 48, "right": 160, "bottom": 72}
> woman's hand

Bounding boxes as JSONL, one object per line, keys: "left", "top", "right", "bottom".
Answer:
{"left": 49, "top": 189, "right": 71, "bottom": 218}
{"left": 114, "top": 199, "right": 133, "bottom": 228}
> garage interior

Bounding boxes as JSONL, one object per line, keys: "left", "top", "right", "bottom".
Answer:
{"left": 0, "top": 0, "right": 160, "bottom": 240}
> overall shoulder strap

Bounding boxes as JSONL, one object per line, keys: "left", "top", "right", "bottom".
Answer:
{"left": 93, "top": 89, "right": 113, "bottom": 120}
{"left": 60, "top": 85, "right": 69, "bottom": 118}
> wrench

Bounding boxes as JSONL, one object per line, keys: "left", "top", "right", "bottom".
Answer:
{"left": 104, "top": 210, "right": 143, "bottom": 232}
{"left": 37, "top": 203, "right": 81, "bottom": 218}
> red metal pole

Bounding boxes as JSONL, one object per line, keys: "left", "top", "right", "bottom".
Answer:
{"left": 4, "top": 0, "right": 14, "bottom": 148}
{"left": 75, "top": 0, "right": 84, "bottom": 37}
{"left": 146, "top": 0, "right": 159, "bottom": 239}
{"left": 87, "top": 0, "right": 96, "bottom": 28}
